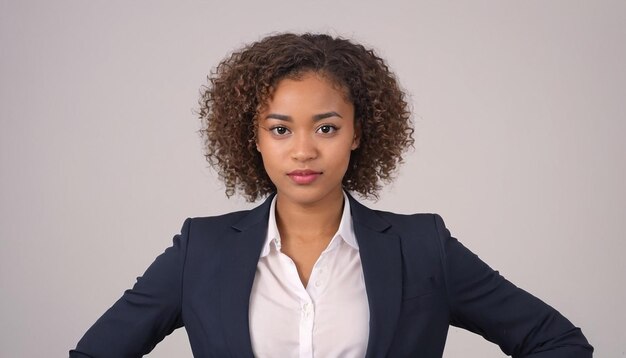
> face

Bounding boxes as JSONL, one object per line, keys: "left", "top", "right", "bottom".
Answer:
{"left": 256, "top": 72, "right": 359, "bottom": 208}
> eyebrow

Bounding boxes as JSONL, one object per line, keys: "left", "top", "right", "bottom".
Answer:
{"left": 265, "top": 111, "right": 343, "bottom": 121}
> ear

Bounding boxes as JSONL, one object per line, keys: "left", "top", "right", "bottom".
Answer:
{"left": 351, "top": 121, "right": 361, "bottom": 150}
{"left": 351, "top": 136, "right": 360, "bottom": 150}
{"left": 253, "top": 125, "right": 261, "bottom": 152}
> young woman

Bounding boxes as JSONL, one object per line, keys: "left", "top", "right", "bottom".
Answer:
{"left": 71, "top": 33, "right": 593, "bottom": 357}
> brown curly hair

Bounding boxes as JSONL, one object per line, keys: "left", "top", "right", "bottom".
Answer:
{"left": 198, "top": 33, "right": 414, "bottom": 202}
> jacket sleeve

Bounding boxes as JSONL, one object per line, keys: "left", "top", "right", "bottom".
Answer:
{"left": 69, "top": 218, "right": 191, "bottom": 358}
{"left": 434, "top": 214, "right": 593, "bottom": 357}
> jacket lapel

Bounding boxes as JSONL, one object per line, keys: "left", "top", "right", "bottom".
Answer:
{"left": 217, "top": 193, "right": 402, "bottom": 358}
{"left": 218, "top": 195, "right": 273, "bottom": 358}
{"left": 348, "top": 194, "right": 403, "bottom": 358}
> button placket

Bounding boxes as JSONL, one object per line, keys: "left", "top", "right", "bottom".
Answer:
{"left": 299, "top": 299, "right": 314, "bottom": 358}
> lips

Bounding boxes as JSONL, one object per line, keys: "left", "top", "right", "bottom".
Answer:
{"left": 287, "top": 169, "right": 322, "bottom": 185}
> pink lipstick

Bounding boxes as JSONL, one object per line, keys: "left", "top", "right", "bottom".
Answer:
{"left": 287, "top": 170, "right": 321, "bottom": 184}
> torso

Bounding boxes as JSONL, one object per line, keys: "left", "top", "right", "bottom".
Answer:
{"left": 280, "top": 234, "right": 332, "bottom": 287}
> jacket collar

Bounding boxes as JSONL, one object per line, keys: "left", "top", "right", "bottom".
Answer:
{"left": 218, "top": 192, "right": 402, "bottom": 358}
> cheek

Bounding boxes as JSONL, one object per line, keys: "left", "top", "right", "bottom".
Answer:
{"left": 256, "top": 139, "right": 279, "bottom": 163}
{"left": 258, "top": 150, "right": 282, "bottom": 178}
{"left": 334, "top": 140, "right": 356, "bottom": 161}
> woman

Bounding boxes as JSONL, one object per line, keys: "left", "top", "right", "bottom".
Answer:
{"left": 71, "top": 33, "right": 593, "bottom": 357}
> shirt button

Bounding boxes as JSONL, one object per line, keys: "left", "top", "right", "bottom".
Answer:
{"left": 315, "top": 280, "right": 322, "bottom": 287}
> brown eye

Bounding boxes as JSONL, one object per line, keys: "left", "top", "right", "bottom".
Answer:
{"left": 317, "top": 125, "right": 337, "bottom": 134}
{"left": 270, "top": 126, "right": 290, "bottom": 136}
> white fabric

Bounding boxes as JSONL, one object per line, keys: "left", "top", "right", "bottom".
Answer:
{"left": 249, "top": 192, "right": 370, "bottom": 358}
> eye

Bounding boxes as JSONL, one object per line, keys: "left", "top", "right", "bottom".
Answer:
{"left": 269, "top": 126, "right": 290, "bottom": 136}
{"left": 317, "top": 125, "right": 337, "bottom": 134}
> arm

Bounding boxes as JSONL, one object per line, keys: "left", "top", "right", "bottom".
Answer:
{"left": 434, "top": 214, "right": 593, "bottom": 357}
{"left": 69, "top": 218, "right": 191, "bottom": 358}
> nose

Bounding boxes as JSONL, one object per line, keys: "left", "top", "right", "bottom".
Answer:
{"left": 291, "top": 133, "right": 318, "bottom": 161}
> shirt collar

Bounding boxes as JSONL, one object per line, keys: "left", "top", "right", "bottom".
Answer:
{"left": 259, "top": 191, "right": 359, "bottom": 258}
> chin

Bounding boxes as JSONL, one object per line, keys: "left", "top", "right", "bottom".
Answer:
{"left": 277, "top": 185, "right": 343, "bottom": 207}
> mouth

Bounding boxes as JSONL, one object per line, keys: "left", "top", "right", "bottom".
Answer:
{"left": 287, "top": 170, "right": 322, "bottom": 185}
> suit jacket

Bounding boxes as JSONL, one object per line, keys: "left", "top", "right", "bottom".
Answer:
{"left": 70, "top": 193, "right": 593, "bottom": 357}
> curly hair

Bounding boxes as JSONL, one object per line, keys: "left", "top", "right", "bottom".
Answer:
{"left": 198, "top": 33, "right": 414, "bottom": 202}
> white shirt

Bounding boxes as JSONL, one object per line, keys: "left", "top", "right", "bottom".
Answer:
{"left": 249, "top": 192, "right": 370, "bottom": 358}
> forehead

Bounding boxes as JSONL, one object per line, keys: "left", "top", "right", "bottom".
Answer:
{"left": 264, "top": 72, "right": 352, "bottom": 112}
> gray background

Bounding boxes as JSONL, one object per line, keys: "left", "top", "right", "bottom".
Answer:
{"left": 1, "top": 0, "right": 624, "bottom": 356}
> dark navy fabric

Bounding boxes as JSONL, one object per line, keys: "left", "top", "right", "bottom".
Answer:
{"left": 70, "top": 194, "right": 593, "bottom": 357}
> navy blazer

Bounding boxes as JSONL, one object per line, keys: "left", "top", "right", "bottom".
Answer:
{"left": 70, "top": 194, "right": 592, "bottom": 357}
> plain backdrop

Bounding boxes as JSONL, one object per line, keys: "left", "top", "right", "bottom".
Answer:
{"left": 1, "top": 0, "right": 624, "bottom": 356}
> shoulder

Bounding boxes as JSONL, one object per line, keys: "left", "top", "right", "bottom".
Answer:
{"left": 375, "top": 210, "right": 447, "bottom": 249}
{"left": 352, "top": 201, "right": 453, "bottom": 263}
{"left": 187, "top": 209, "right": 253, "bottom": 231}
{"left": 347, "top": 192, "right": 446, "bottom": 234}
{"left": 353, "top": 200, "right": 447, "bottom": 239}
{"left": 184, "top": 194, "right": 274, "bottom": 235}
{"left": 375, "top": 210, "right": 442, "bottom": 229}
{"left": 377, "top": 210, "right": 450, "bottom": 242}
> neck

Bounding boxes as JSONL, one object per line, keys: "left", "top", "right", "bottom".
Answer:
{"left": 275, "top": 190, "right": 344, "bottom": 243}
